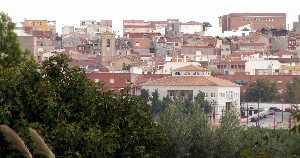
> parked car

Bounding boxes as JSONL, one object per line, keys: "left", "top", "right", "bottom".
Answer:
{"left": 269, "top": 107, "right": 281, "bottom": 112}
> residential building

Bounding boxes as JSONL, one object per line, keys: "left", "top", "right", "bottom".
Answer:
{"left": 15, "top": 29, "right": 38, "bottom": 58}
{"left": 22, "top": 19, "right": 56, "bottom": 38}
{"left": 62, "top": 25, "right": 74, "bottom": 36}
{"left": 123, "top": 20, "right": 153, "bottom": 34}
{"left": 22, "top": 19, "right": 51, "bottom": 32}
{"left": 159, "top": 61, "right": 201, "bottom": 74}
{"left": 245, "top": 60, "right": 281, "bottom": 75}
{"left": 166, "top": 19, "right": 181, "bottom": 38}
{"left": 214, "top": 60, "right": 246, "bottom": 75}
{"left": 293, "top": 15, "right": 300, "bottom": 33}
{"left": 239, "top": 42, "right": 267, "bottom": 52}
{"left": 219, "top": 13, "right": 286, "bottom": 32}
{"left": 180, "top": 21, "right": 204, "bottom": 34}
{"left": 140, "top": 65, "right": 240, "bottom": 120}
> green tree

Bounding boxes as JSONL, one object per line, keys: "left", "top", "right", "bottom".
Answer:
{"left": 213, "top": 110, "right": 242, "bottom": 158}
{"left": 140, "top": 89, "right": 150, "bottom": 104}
{"left": 0, "top": 12, "right": 27, "bottom": 68}
{"left": 287, "top": 78, "right": 300, "bottom": 104}
{"left": 159, "top": 98, "right": 213, "bottom": 158}
{"left": 245, "top": 79, "right": 278, "bottom": 102}
{"left": 194, "top": 91, "right": 213, "bottom": 114}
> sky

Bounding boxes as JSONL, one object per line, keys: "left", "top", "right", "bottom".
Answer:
{"left": 1, "top": 0, "right": 300, "bottom": 35}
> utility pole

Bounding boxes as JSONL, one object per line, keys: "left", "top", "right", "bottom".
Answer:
{"left": 247, "top": 102, "right": 249, "bottom": 127}
{"left": 273, "top": 111, "right": 276, "bottom": 130}
{"left": 282, "top": 104, "right": 284, "bottom": 123}
{"left": 256, "top": 98, "right": 261, "bottom": 128}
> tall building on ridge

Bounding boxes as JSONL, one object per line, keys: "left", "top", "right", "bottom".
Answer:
{"left": 219, "top": 13, "right": 286, "bottom": 32}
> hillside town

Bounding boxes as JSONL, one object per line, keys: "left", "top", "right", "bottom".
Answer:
{"left": 3, "top": 0, "right": 300, "bottom": 155}
{"left": 15, "top": 13, "right": 300, "bottom": 126}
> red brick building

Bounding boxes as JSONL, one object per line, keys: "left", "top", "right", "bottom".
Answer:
{"left": 219, "top": 13, "right": 286, "bottom": 32}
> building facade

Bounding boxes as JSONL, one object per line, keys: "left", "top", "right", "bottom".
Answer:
{"left": 219, "top": 13, "right": 286, "bottom": 32}
{"left": 100, "top": 32, "right": 116, "bottom": 67}
{"left": 140, "top": 65, "right": 240, "bottom": 120}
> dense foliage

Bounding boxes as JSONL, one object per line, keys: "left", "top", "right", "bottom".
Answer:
{"left": 0, "top": 12, "right": 167, "bottom": 157}
{"left": 245, "top": 79, "right": 278, "bottom": 102}
{"left": 287, "top": 78, "right": 300, "bottom": 104}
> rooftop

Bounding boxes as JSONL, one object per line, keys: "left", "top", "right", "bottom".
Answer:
{"left": 142, "top": 76, "right": 238, "bottom": 87}
{"left": 175, "top": 65, "right": 208, "bottom": 72}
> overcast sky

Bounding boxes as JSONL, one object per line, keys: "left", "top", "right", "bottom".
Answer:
{"left": 1, "top": 0, "right": 299, "bottom": 34}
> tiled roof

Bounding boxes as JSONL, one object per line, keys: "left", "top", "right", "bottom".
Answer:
{"left": 230, "top": 51, "right": 259, "bottom": 56}
{"left": 142, "top": 76, "right": 238, "bottom": 87}
{"left": 239, "top": 43, "right": 265, "bottom": 47}
{"left": 123, "top": 25, "right": 152, "bottom": 28}
{"left": 181, "top": 21, "right": 202, "bottom": 25}
{"left": 134, "top": 74, "right": 170, "bottom": 86}
{"left": 124, "top": 32, "right": 159, "bottom": 38}
{"left": 86, "top": 72, "right": 131, "bottom": 91}
{"left": 182, "top": 45, "right": 213, "bottom": 48}
{"left": 175, "top": 65, "right": 208, "bottom": 72}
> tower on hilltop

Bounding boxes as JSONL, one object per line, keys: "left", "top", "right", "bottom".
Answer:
{"left": 100, "top": 31, "right": 116, "bottom": 67}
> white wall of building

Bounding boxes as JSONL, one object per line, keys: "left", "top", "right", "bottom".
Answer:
{"left": 142, "top": 85, "right": 240, "bottom": 119}
{"left": 62, "top": 26, "right": 74, "bottom": 36}
{"left": 160, "top": 62, "right": 201, "bottom": 74}
{"left": 245, "top": 60, "right": 281, "bottom": 75}
{"left": 180, "top": 24, "right": 203, "bottom": 34}
{"left": 123, "top": 27, "right": 153, "bottom": 33}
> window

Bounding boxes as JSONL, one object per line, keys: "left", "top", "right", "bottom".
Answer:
{"left": 184, "top": 72, "right": 191, "bottom": 76}
{"left": 109, "top": 79, "right": 114, "bottom": 84}
{"left": 175, "top": 72, "right": 181, "bottom": 76}
{"left": 211, "top": 92, "right": 216, "bottom": 97}
{"left": 226, "top": 102, "right": 232, "bottom": 111}
{"left": 205, "top": 93, "right": 208, "bottom": 97}
{"left": 167, "top": 90, "right": 193, "bottom": 100}
{"left": 106, "top": 39, "right": 111, "bottom": 47}
{"left": 220, "top": 93, "right": 225, "bottom": 97}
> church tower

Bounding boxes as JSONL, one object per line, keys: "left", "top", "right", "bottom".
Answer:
{"left": 100, "top": 31, "right": 116, "bottom": 67}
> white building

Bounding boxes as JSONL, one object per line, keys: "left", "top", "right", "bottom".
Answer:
{"left": 15, "top": 29, "right": 38, "bottom": 59}
{"left": 159, "top": 61, "right": 201, "bottom": 74}
{"left": 180, "top": 21, "right": 204, "bottom": 34}
{"left": 62, "top": 25, "right": 74, "bottom": 36}
{"left": 220, "top": 24, "right": 252, "bottom": 37}
{"left": 141, "top": 65, "right": 240, "bottom": 120}
{"left": 245, "top": 60, "right": 281, "bottom": 75}
{"left": 194, "top": 50, "right": 217, "bottom": 62}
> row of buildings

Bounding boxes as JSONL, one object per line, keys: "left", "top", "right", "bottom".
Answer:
{"left": 15, "top": 13, "right": 300, "bottom": 121}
